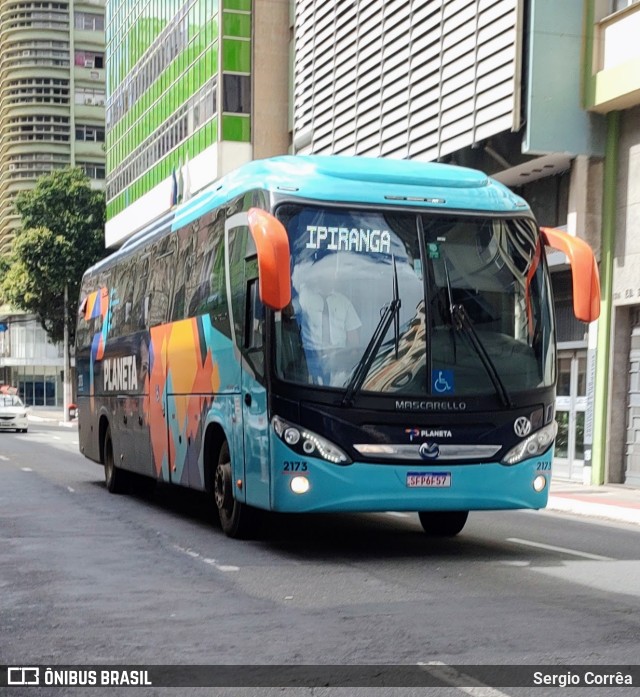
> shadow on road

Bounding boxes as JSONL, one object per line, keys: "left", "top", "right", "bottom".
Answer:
{"left": 89, "top": 474, "right": 527, "bottom": 563}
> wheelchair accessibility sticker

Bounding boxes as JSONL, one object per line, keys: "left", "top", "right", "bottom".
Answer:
{"left": 432, "top": 370, "right": 454, "bottom": 394}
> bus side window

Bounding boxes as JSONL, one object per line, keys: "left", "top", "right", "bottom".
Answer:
{"left": 133, "top": 255, "right": 150, "bottom": 329}
{"left": 245, "top": 278, "right": 264, "bottom": 379}
{"left": 113, "top": 259, "right": 136, "bottom": 336}
{"left": 147, "top": 236, "right": 176, "bottom": 327}
{"left": 227, "top": 224, "right": 249, "bottom": 343}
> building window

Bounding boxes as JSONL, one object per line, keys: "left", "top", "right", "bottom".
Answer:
{"left": 75, "top": 124, "right": 105, "bottom": 142}
{"left": 75, "top": 51, "right": 104, "bottom": 69}
{"left": 223, "top": 74, "right": 251, "bottom": 114}
{"left": 75, "top": 87, "right": 105, "bottom": 105}
{"left": 74, "top": 11, "right": 104, "bottom": 31}
{"left": 611, "top": 0, "right": 640, "bottom": 11}
{"left": 78, "top": 162, "right": 106, "bottom": 179}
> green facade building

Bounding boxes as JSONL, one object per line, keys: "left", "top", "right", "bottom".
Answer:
{"left": 105, "top": 0, "right": 289, "bottom": 248}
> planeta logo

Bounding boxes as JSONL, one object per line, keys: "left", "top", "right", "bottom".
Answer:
{"left": 405, "top": 428, "right": 453, "bottom": 441}
{"left": 103, "top": 355, "right": 138, "bottom": 392}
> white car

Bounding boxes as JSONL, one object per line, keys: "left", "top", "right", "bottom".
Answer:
{"left": 0, "top": 395, "right": 29, "bottom": 433}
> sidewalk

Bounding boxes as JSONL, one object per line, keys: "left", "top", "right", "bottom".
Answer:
{"left": 24, "top": 407, "right": 640, "bottom": 526}
{"left": 27, "top": 406, "right": 77, "bottom": 428}
{"left": 547, "top": 480, "right": 640, "bottom": 527}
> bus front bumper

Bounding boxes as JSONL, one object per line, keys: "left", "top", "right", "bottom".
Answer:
{"left": 270, "top": 438, "right": 553, "bottom": 513}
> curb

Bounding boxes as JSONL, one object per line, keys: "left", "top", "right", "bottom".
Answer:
{"left": 546, "top": 495, "right": 640, "bottom": 526}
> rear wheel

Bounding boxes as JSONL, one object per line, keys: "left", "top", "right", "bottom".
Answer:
{"left": 418, "top": 510, "right": 468, "bottom": 537}
{"left": 104, "top": 426, "right": 128, "bottom": 494}
{"left": 214, "top": 440, "right": 257, "bottom": 539}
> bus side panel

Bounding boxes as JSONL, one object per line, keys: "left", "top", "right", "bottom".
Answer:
{"left": 241, "top": 375, "right": 270, "bottom": 509}
{"left": 150, "top": 315, "right": 238, "bottom": 489}
{"left": 149, "top": 324, "right": 171, "bottom": 483}
{"left": 76, "top": 344, "right": 94, "bottom": 461}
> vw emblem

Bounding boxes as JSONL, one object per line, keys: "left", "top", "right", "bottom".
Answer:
{"left": 514, "top": 416, "right": 532, "bottom": 437}
{"left": 419, "top": 441, "right": 439, "bottom": 460}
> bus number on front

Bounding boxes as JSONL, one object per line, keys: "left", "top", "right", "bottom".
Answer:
{"left": 283, "top": 461, "right": 308, "bottom": 472}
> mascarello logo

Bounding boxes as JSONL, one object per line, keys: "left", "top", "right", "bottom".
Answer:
{"left": 419, "top": 442, "right": 439, "bottom": 459}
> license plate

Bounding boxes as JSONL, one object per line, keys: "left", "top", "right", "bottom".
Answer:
{"left": 406, "top": 472, "right": 451, "bottom": 488}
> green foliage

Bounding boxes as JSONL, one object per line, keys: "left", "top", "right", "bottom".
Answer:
{"left": 1, "top": 168, "right": 107, "bottom": 345}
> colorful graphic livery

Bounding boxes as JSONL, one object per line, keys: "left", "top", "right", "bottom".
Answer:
{"left": 76, "top": 156, "right": 601, "bottom": 538}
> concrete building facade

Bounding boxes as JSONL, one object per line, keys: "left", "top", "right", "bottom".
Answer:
{"left": 0, "top": 0, "right": 106, "bottom": 406}
{"left": 291, "top": 0, "right": 607, "bottom": 484}
{"left": 584, "top": 0, "right": 640, "bottom": 486}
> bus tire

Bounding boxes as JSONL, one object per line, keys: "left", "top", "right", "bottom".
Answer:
{"left": 214, "top": 440, "right": 257, "bottom": 539}
{"left": 418, "top": 510, "right": 468, "bottom": 537}
{"left": 104, "top": 426, "right": 128, "bottom": 494}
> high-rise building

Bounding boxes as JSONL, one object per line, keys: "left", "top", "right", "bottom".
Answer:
{"left": 0, "top": 0, "right": 106, "bottom": 256}
{"left": 104, "top": 0, "right": 289, "bottom": 249}
{"left": 0, "top": 0, "right": 106, "bottom": 406}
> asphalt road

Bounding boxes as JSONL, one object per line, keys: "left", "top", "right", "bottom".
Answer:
{"left": 1, "top": 423, "right": 639, "bottom": 697}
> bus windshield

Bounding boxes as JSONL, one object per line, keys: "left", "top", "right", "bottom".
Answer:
{"left": 275, "top": 204, "right": 555, "bottom": 398}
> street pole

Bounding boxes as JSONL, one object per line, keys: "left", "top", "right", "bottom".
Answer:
{"left": 63, "top": 283, "right": 71, "bottom": 422}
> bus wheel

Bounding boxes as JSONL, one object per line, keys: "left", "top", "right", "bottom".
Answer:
{"left": 104, "top": 426, "right": 128, "bottom": 494}
{"left": 214, "top": 440, "right": 256, "bottom": 539}
{"left": 418, "top": 510, "right": 468, "bottom": 537}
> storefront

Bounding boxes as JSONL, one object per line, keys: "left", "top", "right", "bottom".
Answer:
{"left": 0, "top": 314, "right": 64, "bottom": 407}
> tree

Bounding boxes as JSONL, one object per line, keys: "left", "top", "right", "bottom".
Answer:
{"left": 2, "top": 167, "right": 106, "bottom": 343}
{"left": 1, "top": 167, "right": 107, "bottom": 415}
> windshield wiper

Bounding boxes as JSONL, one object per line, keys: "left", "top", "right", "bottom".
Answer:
{"left": 451, "top": 303, "right": 512, "bottom": 408}
{"left": 342, "top": 256, "right": 401, "bottom": 407}
{"left": 442, "top": 256, "right": 457, "bottom": 363}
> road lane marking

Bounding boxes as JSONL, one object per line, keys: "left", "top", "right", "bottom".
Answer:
{"left": 67, "top": 486, "right": 75, "bottom": 493}
{"left": 21, "top": 467, "right": 33, "bottom": 472}
{"left": 174, "top": 545, "right": 240, "bottom": 573}
{"left": 0, "top": 455, "right": 9, "bottom": 461}
{"left": 418, "top": 662, "right": 514, "bottom": 696}
{"left": 507, "top": 537, "right": 612, "bottom": 561}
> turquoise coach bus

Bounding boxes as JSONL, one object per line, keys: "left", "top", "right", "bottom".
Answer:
{"left": 76, "top": 156, "right": 600, "bottom": 538}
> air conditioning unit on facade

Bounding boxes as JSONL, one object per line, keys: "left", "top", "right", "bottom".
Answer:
{"left": 84, "top": 59, "right": 93, "bottom": 68}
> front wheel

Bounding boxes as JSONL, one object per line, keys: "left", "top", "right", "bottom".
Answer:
{"left": 214, "top": 440, "right": 258, "bottom": 539}
{"left": 418, "top": 510, "right": 468, "bottom": 537}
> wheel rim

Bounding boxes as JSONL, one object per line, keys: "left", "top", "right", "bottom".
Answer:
{"left": 214, "top": 460, "right": 233, "bottom": 515}
{"left": 105, "top": 444, "right": 114, "bottom": 486}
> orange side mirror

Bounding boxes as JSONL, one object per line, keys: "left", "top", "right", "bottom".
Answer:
{"left": 541, "top": 227, "right": 601, "bottom": 322}
{"left": 247, "top": 208, "right": 292, "bottom": 311}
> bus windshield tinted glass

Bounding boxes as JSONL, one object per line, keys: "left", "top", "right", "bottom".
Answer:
{"left": 275, "top": 205, "right": 555, "bottom": 397}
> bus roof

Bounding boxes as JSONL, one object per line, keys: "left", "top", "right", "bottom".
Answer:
{"left": 172, "top": 155, "right": 530, "bottom": 229}
{"left": 90, "top": 156, "right": 531, "bottom": 274}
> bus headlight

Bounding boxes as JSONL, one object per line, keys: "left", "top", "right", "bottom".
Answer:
{"left": 502, "top": 421, "right": 557, "bottom": 465}
{"left": 272, "top": 416, "right": 352, "bottom": 465}
{"left": 290, "top": 476, "right": 310, "bottom": 494}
